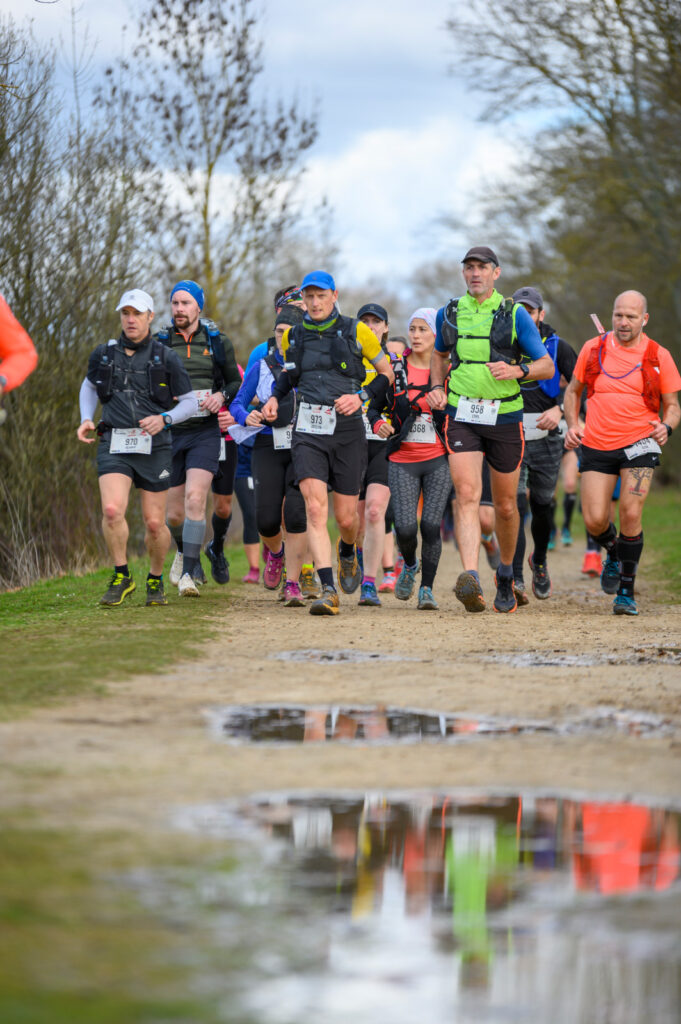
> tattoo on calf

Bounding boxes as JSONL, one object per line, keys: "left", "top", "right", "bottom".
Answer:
{"left": 627, "top": 466, "right": 654, "bottom": 496}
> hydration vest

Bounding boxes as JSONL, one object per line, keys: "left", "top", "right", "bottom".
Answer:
{"left": 284, "top": 316, "right": 366, "bottom": 386}
{"left": 94, "top": 338, "right": 174, "bottom": 409}
{"left": 156, "top": 319, "right": 227, "bottom": 387}
{"left": 440, "top": 296, "right": 521, "bottom": 369}
{"left": 583, "top": 333, "right": 661, "bottom": 413}
{"left": 520, "top": 330, "right": 561, "bottom": 399}
{"left": 381, "top": 350, "right": 445, "bottom": 455}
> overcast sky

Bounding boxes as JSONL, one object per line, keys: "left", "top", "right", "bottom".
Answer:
{"left": 9, "top": 0, "right": 521, "bottom": 289}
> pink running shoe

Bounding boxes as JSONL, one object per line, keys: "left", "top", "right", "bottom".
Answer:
{"left": 282, "top": 581, "right": 305, "bottom": 607}
{"left": 263, "top": 545, "right": 285, "bottom": 589}
{"left": 242, "top": 567, "right": 260, "bottom": 584}
{"left": 378, "top": 570, "right": 396, "bottom": 593}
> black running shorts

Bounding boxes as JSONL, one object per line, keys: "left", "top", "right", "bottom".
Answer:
{"left": 579, "top": 443, "right": 661, "bottom": 475}
{"left": 292, "top": 414, "right": 367, "bottom": 495}
{"left": 97, "top": 435, "right": 172, "bottom": 492}
{"left": 445, "top": 418, "right": 524, "bottom": 474}
{"left": 211, "top": 438, "right": 238, "bottom": 495}
{"left": 170, "top": 424, "right": 221, "bottom": 486}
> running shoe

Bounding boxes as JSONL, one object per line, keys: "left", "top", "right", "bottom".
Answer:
{"left": 528, "top": 553, "right": 552, "bottom": 600}
{"left": 613, "top": 593, "right": 638, "bottom": 616}
{"left": 309, "top": 584, "right": 340, "bottom": 616}
{"left": 169, "top": 551, "right": 183, "bottom": 585}
{"left": 547, "top": 528, "right": 556, "bottom": 551}
{"left": 417, "top": 586, "right": 439, "bottom": 610}
{"left": 177, "top": 572, "right": 200, "bottom": 597}
{"left": 242, "top": 567, "right": 260, "bottom": 584}
{"left": 514, "top": 581, "right": 530, "bottom": 606}
{"left": 192, "top": 559, "right": 208, "bottom": 586}
{"left": 282, "top": 581, "right": 305, "bottom": 607}
{"left": 145, "top": 577, "right": 168, "bottom": 606}
{"left": 263, "top": 545, "right": 285, "bottom": 590}
{"left": 493, "top": 573, "right": 517, "bottom": 613}
{"left": 357, "top": 547, "right": 364, "bottom": 579}
{"left": 358, "top": 581, "right": 381, "bottom": 606}
{"left": 394, "top": 561, "right": 419, "bottom": 601}
{"left": 336, "top": 538, "right": 361, "bottom": 594}
{"left": 600, "top": 555, "right": 621, "bottom": 595}
{"left": 378, "top": 570, "right": 396, "bottom": 593}
{"left": 561, "top": 527, "right": 573, "bottom": 547}
{"left": 277, "top": 569, "right": 288, "bottom": 601}
{"left": 299, "top": 567, "right": 321, "bottom": 600}
{"left": 205, "top": 540, "right": 229, "bottom": 585}
{"left": 99, "top": 571, "right": 135, "bottom": 606}
{"left": 481, "top": 533, "right": 501, "bottom": 571}
{"left": 581, "top": 551, "right": 602, "bottom": 576}
{"left": 395, "top": 551, "right": 404, "bottom": 576}
{"left": 454, "top": 571, "right": 485, "bottom": 613}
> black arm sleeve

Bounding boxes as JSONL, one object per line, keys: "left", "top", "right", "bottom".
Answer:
{"left": 218, "top": 333, "right": 242, "bottom": 402}
{"left": 272, "top": 370, "right": 294, "bottom": 401}
{"left": 366, "top": 377, "right": 393, "bottom": 427}
{"left": 364, "top": 372, "right": 390, "bottom": 401}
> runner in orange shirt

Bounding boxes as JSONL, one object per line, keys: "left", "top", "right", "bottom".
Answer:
{"left": 0, "top": 294, "right": 38, "bottom": 403}
{"left": 564, "top": 290, "right": 681, "bottom": 615}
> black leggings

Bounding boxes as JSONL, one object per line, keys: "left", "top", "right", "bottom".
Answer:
{"left": 234, "top": 476, "right": 259, "bottom": 546}
{"left": 252, "top": 435, "right": 307, "bottom": 537}
{"left": 388, "top": 456, "right": 451, "bottom": 589}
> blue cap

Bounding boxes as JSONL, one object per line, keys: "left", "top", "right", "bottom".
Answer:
{"left": 170, "top": 279, "right": 205, "bottom": 311}
{"left": 301, "top": 270, "right": 336, "bottom": 291}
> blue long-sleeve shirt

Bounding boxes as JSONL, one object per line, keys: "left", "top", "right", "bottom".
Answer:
{"left": 230, "top": 351, "right": 281, "bottom": 436}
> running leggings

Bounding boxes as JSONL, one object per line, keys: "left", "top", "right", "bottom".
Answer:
{"left": 234, "top": 476, "right": 259, "bottom": 546}
{"left": 252, "top": 436, "right": 307, "bottom": 537}
{"left": 388, "top": 456, "right": 451, "bottom": 589}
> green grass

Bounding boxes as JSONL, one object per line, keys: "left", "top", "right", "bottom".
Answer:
{"left": 643, "top": 488, "right": 681, "bottom": 598}
{"left": 0, "top": 544, "right": 251, "bottom": 713}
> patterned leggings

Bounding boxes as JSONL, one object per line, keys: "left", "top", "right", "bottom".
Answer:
{"left": 388, "top": 456, "right": 452, "bottom": 589}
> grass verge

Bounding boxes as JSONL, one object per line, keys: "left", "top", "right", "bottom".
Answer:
{"left": 0, "top": 544, "right": 251, "bottom": 714}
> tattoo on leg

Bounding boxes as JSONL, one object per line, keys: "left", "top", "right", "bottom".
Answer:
{"left": 627, "top": 467, "right": 653, "bottom": 495}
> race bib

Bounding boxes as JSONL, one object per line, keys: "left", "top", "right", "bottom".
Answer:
{"left": 523, "top": 413, "right": 549, "bottom": 441}
{"left": 219, "top": 437, "right": 226, "bottom": 461}
{"left": 455, "top": 397, "right": 500, "bottom": 426}
{"left": 109, "top": 428, "right": 152, "bottom": 455}
{"left": 272, "top": 425, "right": 293, "bottom": 450}
{"left": 194, "top": 389, "right": 212, "bottom": 418}
{"left": 363, "top": 414, "right": 386, "bottom": 442}
{"left": 624, "top": 437, "right": 661, "bottom": 460}
{"left": 296, "top": 402, "right": 336, "bottom": 435}
{"left": 405, "top": 413, "right": 437, "bottom": 443}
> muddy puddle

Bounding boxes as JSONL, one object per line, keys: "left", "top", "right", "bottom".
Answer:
{"left": 206, "top": 703, "right": 678, "bottom": 745}
{"left": 484, "top": 643, "right": 681, "bottom": 668}
{"left": 272, "top": 648, "right": 411, "bottom": 664}
{"left": 156, "top": 789, "right": 681, "bottom": 1024}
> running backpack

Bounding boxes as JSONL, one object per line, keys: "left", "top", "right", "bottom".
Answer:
{"left": 583, "top": 334, "right": 661, "bottom": 413}
{"left": 284, "top": 317, "right": 366, "bottom": 385}
{"left": 94, "top": 339, "right": 174, "bottom": 409}
{"left": 441, "top": 297, "right": 521, "bottom": 369}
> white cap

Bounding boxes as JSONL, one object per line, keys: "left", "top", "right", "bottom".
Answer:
{"left": 116, "top": 289, "right": 154, "bottom": 313}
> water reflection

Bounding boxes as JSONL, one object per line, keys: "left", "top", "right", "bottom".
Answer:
{"left": 208, "top": 703, "right": 675, "bottom": 744}
{"left": 174, "top": 790, "right": 681, "bottom": 1023}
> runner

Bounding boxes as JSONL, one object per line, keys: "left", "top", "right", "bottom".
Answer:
{"left": 428, "top": 247, "right": 554, "bottom": 613}
{"left": 77, "top": 289, "right": 196, "bottom": 606}
{"left": 355, "top": 301, "right": 393, "bottom": 607}
{"left": 158, "top": 280, "right": 241, "bottom": 597}
{"left": 205, "top": 392, "right": 240, "bottom": 585}
{"left": 509, "top": 286, "right": 577, "bottom": 602}
{"left": 227, "top": 308, "right": 308, "bottom": 606}
{"left": 367, "top": 308, "right": 450, "bottom": 609}
{"left": 0, "top": 295, "right": 38, "bottom": 405}
{"left": 261, "top": 270, "right": 393, "bottom": 615}
{"left": 564, "top": 290, "right": 681, "bottom": 615}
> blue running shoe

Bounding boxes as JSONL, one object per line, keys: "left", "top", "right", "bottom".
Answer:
{"left": 547, "top": 528, "right": 556, "bottom": 551}
{"left": 358, "top": 581, "right": 381, "bottom": 606}
{"left": 394, "top": 561, "right": 419, "bottom": 601}
{"left": 561, "top": 527, "right": 573, "bottom": 547}
{"left": 417, "top": 586, "right": 438, "bottom": 610}
{"left": 613, "top": 594, "right": 638, "bottom": 616}
{"left": 600, "top": 555, "right": 620, "bottom": 595}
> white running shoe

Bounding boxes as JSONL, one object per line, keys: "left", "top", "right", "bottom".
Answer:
{"left": 177, "top": 571, "right": 200, "bottom": 597}
{"left": 169, "top": 551, "right": 184, "bottom": 585}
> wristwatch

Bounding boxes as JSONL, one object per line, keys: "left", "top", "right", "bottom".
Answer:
{"left": 518, "top": 363, "right": 530, "bottom": 378}
{"left": 357, "top": 388, "right": 369, "bottom": 402}
{"left": 162, "top": 413, "right": 173, "bottom": 430}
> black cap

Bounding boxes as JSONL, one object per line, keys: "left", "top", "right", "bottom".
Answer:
{"left": 512, "top": 286, "right": 543, "bottom": 309}
{"left": 461, "top": 246, "right": 499, "bottom": 266}
{"left": 357, "top": 302, "right": 388, "bottom": 322}
{"left": 275, "top": 306, "right": 305, "bottom": 328}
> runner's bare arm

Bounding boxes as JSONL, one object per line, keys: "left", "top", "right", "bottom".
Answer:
{"left": 563, "top": 376, "right": 585, "bottom": 449}
{"left": 649, "top": 392, "right": 681, "bottom": 445}
{"left": 487, "top": 352, "right": 554, "bottom": 381}
{"left": 427, "top": 349, "right": 449, "bottom": 410}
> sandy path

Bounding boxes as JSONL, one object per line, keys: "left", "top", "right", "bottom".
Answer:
{"left": 2, "top": 541, "right": 680, "bottom": 831}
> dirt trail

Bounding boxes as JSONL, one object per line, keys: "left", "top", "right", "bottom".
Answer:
{"left": 2, "top": 541, "right": 680, "bottom": 830}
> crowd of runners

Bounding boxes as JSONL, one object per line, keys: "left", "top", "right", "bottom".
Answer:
{"left": 71, "top": 246, "right": 681, "bottom": 617}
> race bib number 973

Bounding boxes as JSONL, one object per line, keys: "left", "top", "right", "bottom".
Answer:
{"left": 296, "top": 402, "right": 336, "bottom": 435}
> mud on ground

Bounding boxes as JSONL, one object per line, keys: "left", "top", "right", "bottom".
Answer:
{"left": 2, "top": 541, "right": 680, "bottom": 832}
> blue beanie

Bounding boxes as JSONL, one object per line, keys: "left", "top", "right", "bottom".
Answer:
{"left": 171, "top": 279, "right": 204, "bottom": 311}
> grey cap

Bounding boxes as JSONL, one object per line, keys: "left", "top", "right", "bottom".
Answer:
{"left": 512, "top": 286, "right": 543, "bottom": 309}
{"left": 461, "top": 246, "right": 499, "bottom": 266}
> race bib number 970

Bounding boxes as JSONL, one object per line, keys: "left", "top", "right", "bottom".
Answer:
{"left": 110, "top": 428, "right": 152, "bottom": 455}
{"left": 455, "top": 398, "right": 500, "bottom": 426}
{"left": 296, "top": 402, "right": 337, "bottom": 435}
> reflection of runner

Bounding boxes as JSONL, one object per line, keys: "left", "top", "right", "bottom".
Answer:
{"left": 564, "top": 290, "right": 681, "bottom": 615}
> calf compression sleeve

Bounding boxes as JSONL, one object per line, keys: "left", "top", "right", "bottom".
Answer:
{"left": 182, "top": 518, "right": 205, "bottom": 576}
